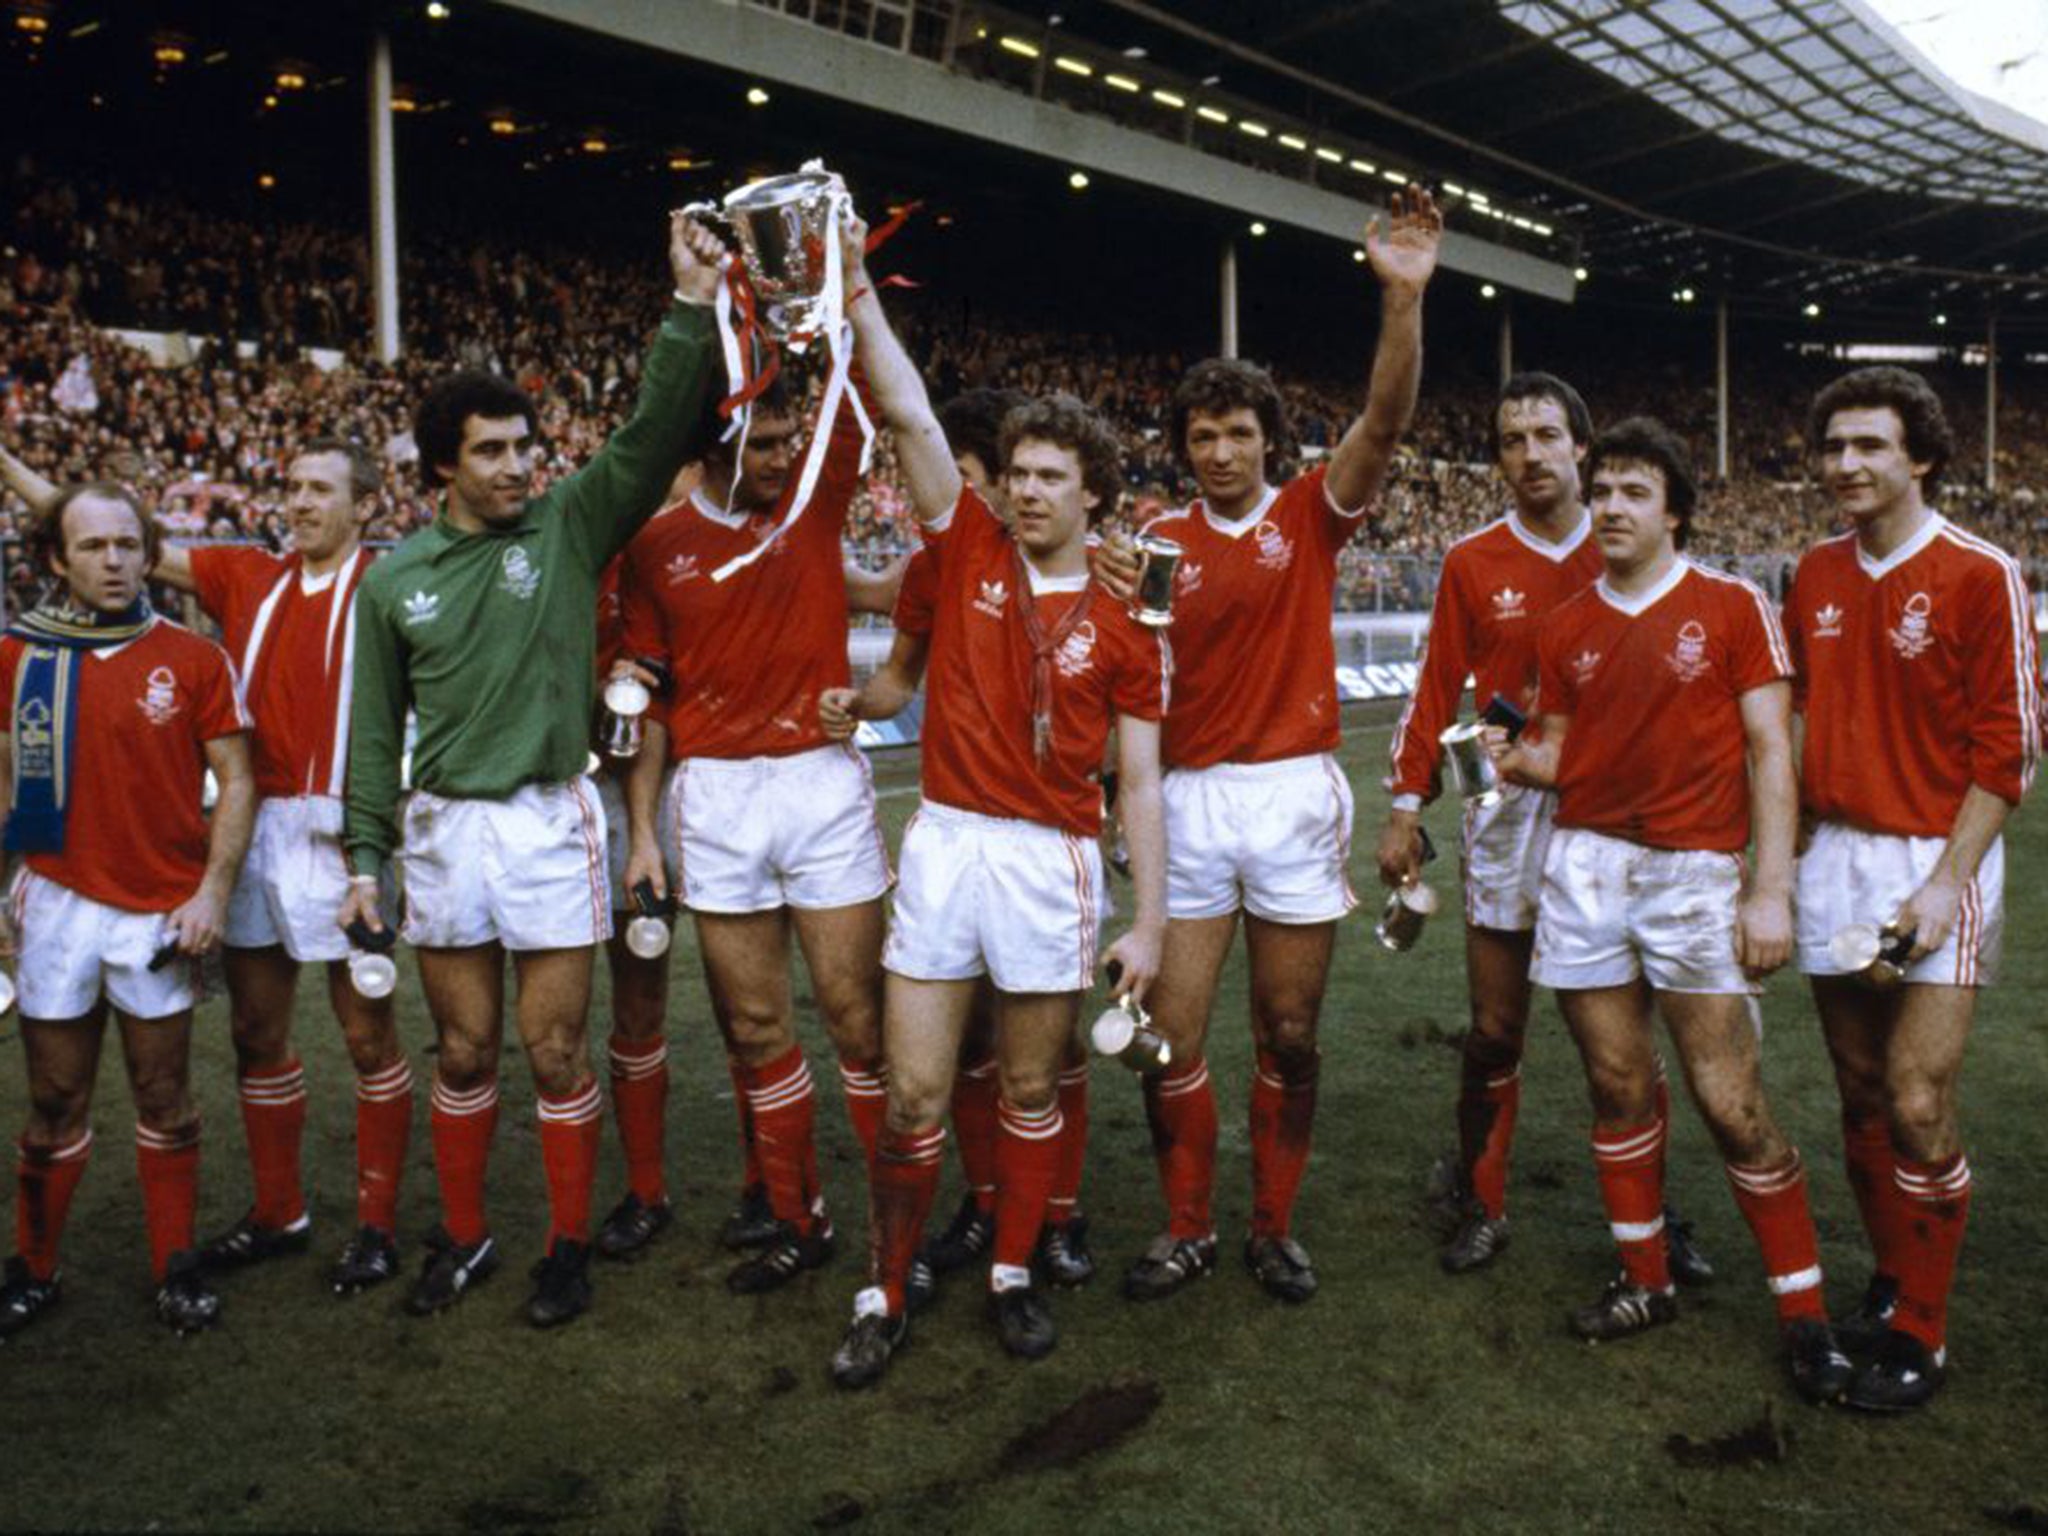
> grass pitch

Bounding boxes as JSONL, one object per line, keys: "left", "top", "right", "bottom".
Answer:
{"left": 2, "top": 700, "right": 2044, "bottom": 1534}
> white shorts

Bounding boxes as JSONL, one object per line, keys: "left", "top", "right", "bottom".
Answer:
{"left": 1163, "top": 754, "right": 1357, "bottom": 923}
{"left": 1796, "top": 821, "right": 2003, "bottom": 987}
{"left": 10, "top": 870, "right": 195, "bottom": 1020}
{"left": 596, "top": 770, "right": 677, "bottom": 902}
{"left": 884, "top": 801, "right": 1109, "bottom": 995}
{"left": 666, "top": 743, "right": 891, "bottom": 915}
{"left": 1462, "top": 784, "right": 1556, "bottom": 932}
{"left": 1530, "top": 827, "right": 1756, "bottom": 995}
{"left": 399, "top": 778, "right": 611, "bottom": 951}
{"left": 224, "top": 796, "right": 354, "bottom": 963}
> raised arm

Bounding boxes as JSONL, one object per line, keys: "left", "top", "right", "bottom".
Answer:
{"left": 840, "top": 218, "right": 961, "bottom": 524}
{"left": 0, "top": 443, "right": 57, "bottom": 517}
{"left": 1326, "top": 185, "right": 1442, "bottom": 517}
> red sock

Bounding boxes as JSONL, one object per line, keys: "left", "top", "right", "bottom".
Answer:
{"left": 608, "top": 1034, "right": 670, "bottom": 1204}
{"left": 745, "top": 1046, "right": 823, "bottom": 1233}
{"left": 1591, "top": 1116, "right": 1671, "bottom": 1292}
{"left": 1250, "top": 1048, "right": 1319, "bottom": 1240}
{"left": 869, "top": 1124, "right": 946, "bottom": 1315}
{"left": 1143, "top": 1055, "right": 1218, "bottom": 1239}
{"left": 1048, "top": 1062, "right": 1089, "bottom": 1225}
{"left": 993, "top": 1098, "right": 1064, "bottom": 1272}
{"left": 727, "top": 1053, "right": 764, "bottom": 1194}
{"left": 135, "top": 1122, "right": 201, "bottom": 1282}
{"left": 838, "top": 1056, "right": 888, "bottom": 1168}
{"left": 1842, "top": 1111, "right": 1905, "bottom": 1280}
{"left": 952, "top": 1054, "right": 1000, "bottom": 1214}
{"left": 1892, "top": 1153, "right": 1972, "bottom": 1352}
{"left": 16, "top": 1131, "right": 92, "bottom": 1281}
{"left": 1458, "top": 1062, "right": 1522, "bottom": 1219}
{"left": 238, "top": 1058, "right": 307, "bottom": 1229}
{"left": 1725, "top": 1153, "right": 1826, "bottom": 1323}
{"left": 537, "top": 1080, "right": 604, "bottom": 1246}
{"left": 429, "top": 1077, "right": 499, "bottom": 1247}
{"left": 353, "top": 1059, "right": 414, "bottom": 1234}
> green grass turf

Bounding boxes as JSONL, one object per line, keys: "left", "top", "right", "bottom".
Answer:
{"left": 2, "top": 699, "right": 2044, "bottom": 1533}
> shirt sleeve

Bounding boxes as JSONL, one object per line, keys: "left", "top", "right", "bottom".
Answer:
{"left": 1958, "top": 554, "right": 2042, "bottom": 806}
{"left": 1727, "top": 577, "right": 1795, "bottom": 695}
{"left": 1782, "top": 561, "right": 1809, "bottom": 714}
{"left": 616, "top": 539, "right": 669, "bottom": 671}
{"left": 550, "top": 303, "right": 724, "bottom": 572}
{"left": 343, "top": 578, "right": 410, "bottom": 878}
{"left": 1109, "top": 612, "right": 1170, "bottom": 723}
{"left": 1535, "top": 609, "right": 1575, "bottom": 720}
{"left": 1385, "top": 551, "right": 1472, "bottom": 802}
{"left": 187, "top": 546, "right": 235, "bottom": 623}
{"left": 892, "top": 547, "right": 938, "bottom": 638}
{"left": 192, "top": 641, "right": 253, "bottom": 740}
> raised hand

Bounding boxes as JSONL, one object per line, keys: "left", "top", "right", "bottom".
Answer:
{"left": 1364, "top": 184, "right": 1444, "bottom": 296}
{"left": 670, "top": 210, "right": 728, "bottom": 305}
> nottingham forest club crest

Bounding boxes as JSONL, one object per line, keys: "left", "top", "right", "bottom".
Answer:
{"left": 1254, "top": 520, "right": 1294, "bottom": 573}
{"left": 1889, "top": 591, "right": 1935, "bottom": 659}
{"left": 138, "top": 665, "right": 181, "bottom": 725}
{"left": 499, "top": 543, "right": 541, "bottom": 601}
{"left": 1055, "top": 621, "right": 1098, "bottom": 678}
{"left": 1665, "top": 620, "right": 1711, "bottom": 683}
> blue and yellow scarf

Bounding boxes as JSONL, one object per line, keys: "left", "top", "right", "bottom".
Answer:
{"left": 5, "top": 597, "right": 153, "bottom": 853}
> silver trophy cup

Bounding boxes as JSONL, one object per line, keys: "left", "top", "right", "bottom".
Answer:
{"left": 1829, "top": 921, "right": 1914, "bottom": 990}
{"left": 349, "top": 950, "right": 398, "bottom": 1000}
{"left": 601, "top": 676, "right": 652, "bottom": 760}
{"left": 1132, "top": 536, "right": 1184, "bottom": 628}
{"left": 1090, "top": 996, "right": 1173, "bottom": 1075}
{"left": 1439, "top": 721, "right": 1503, "bottom": 808}
{"left": 1374, "top": 880, "right": 1439, "bottom": 953}
{"left": 685, "top": 167, "right": 847, "bottom": 350}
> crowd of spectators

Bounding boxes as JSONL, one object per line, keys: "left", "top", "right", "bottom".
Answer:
{"left": 6, "top": 162, "right": 2046, "bottom": 618}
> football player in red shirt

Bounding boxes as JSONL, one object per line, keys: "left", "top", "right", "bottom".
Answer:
{"left": 1377, "top": 377, "right": 1713, "bottom": 1285}
{"left": 0, "top": 483, "right": 256, "bottom": 1337}
{"left": 1121, "top": 187, "right": 1439, "bottom": 1306}
{"left": 1784, "top": 367, "right": 2038, "bottom": 1410}
{"left": 146, "top": 441, "right": 411, "bottom": 1295}
{"left": 1492, "top": 419, "right": 1851, "bottom": 1404}
{"left": 828, "top": 222, "right": 1168, "bottom": 1386}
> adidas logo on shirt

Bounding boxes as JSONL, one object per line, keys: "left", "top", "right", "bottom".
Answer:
{"left": 974, "top": 579, "right": 1009, "bottom": 618}
{"left": 403, "top": 590, "right": 441, "bottom": 627}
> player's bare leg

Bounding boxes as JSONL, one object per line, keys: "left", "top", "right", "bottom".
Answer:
{"left": 924, "top": 982, "right": 1002, "bottom": 1290}
{"left": 1439, "top": 926, "right": 1533, "bottom": 1271}
{"left": 409, "top": 945, "right": 508, "bottom": 1315}
{"left": 595, "top": 934, "right": 674, "bottom": 1259}
{"left": 206, "top": 947, "right": 313, "bottom": 1269}
{"left": 312, "top": 957, "right": 412, "bottom": 1291}
{"left": 833, "top": 975, "right": 974, "bottom": 1387}
{"left": 116, "top": 1007, "right": 215, "bottom": 1331}
{"left": 3, "top": 1009, "right": 106, "bottom": 1337}
{"left": 984, "top": 989, "right": 1079, "bottom": 1356}
{"left": 1240, "top": 915, "right": 1334, "bottom": 1301}
{"left": 698, "top": 910, "right": 836, "bottom": 1289}
{"left": 791, "top": 898, "right": 890, "bottom": 1162}
{"left": 1124, "top": 913, "right": 1233, "bottom": 1301}
{"left": 507, "top": 945, "right": 602, "bottom": 1325}
{"left": 1815, "top": 976, "right": 1975, "bottom": 1406}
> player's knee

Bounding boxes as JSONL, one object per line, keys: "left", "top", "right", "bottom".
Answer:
{"left": 995, "top": 1063, "right": 1058, "bottom": 1111}
{"left": 229, "top": 1007, "right": 293, "bottom": 1069}
{"left": 1588, "top": 1063, "right": 1655, "bottom": 1123}
{"left": 1461, "top": 1026, "right": 1523, "bottom": 1081}
{"left": 433, "top": 1048, "right": 495, "bottom": 1093}
{"left": 883, "top": 1086, "right": 946, "bottom": 1136}
{"left": 1886, "top": 1077, "right": 1955, "bottom": 1157}
{"left": 25, "top": 1081, "right": 90, "bottom": 1139}
{"left": 1259, "top": 1011, "right": 1320, "bottom": 1065}
{"left": 723, "top": 1004, "right": 792, "bottom": 1060}
{"left": 132, "top": 1081, "right": 196, "bottom": 1135}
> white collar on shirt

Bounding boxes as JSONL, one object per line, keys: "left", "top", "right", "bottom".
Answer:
{"left": 1594, "top": 555, "right": 1689, "bottom": 617}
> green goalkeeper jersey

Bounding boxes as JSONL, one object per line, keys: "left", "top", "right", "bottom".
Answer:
{"left": 344, "top": 302, "right": 719, "bottom": 877}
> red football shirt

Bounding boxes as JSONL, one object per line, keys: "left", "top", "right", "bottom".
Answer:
{"left": 619, "top": 392, "right": 866, "bottom": 760}
{"left": 919, "top": 489, "right": 1167, "bottom": 836}
{"left": 1387, "top": 510, "right": 1601, "bottom": 800}
{"left": 1141, "top": 467, "right": 1367, "bottom": 769}
{"left": 1537, "top": 561, "right": 1791, "bottom": 852}
{"left": 893, "top": 545, "right": 938, "bottom": 640}
{"left": 190, "top": 545, "right": 370, "bottom": 800}
{"left": 1786, "top": 516, "right": 2040, "bottom": 837}
{"left": 2, "top": 619, "right": 251, "bottom": 911}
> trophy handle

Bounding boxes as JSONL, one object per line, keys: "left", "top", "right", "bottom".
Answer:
{"left": 674, "top": 202, "right": 741, "bottom": 252}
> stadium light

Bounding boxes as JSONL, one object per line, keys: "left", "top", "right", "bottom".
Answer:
{"left": 1353, "top": 249, "right": 1366, "bottom": 263}
{"left": 746, "top": 86, "right": 770, "bottom": 106}
{"left": 391, "top": 91, "right": 418, "bottom": 113}
{"left": 1803, "top": 302, "right": 1822, "bottom": 317}
{"left": 153, "top": 43, "right": 187, "bottom": 66}
{"left": 1196, "top": 105, "right": 1229, "bottom": 124}
{"left": 1443, "top": 183, "right": 1466, "bottom": 197}
{"left": 15, "top": 14, "right": 48, "bottom": 34}
{"left": 1105, "top": 74, "right": 1141, "bottom": 92}
{"left": 1000, "top": 36, "right": 1040, "bottom": 59}
{"left": 1152, "top": 89, "right": 1185, "bottom": 107}
{"left": 1481, "top": 283, "right": 1497, "bottom": 298}
{"left": 1382, "top": 169, "right": 1408, "bottom": 186}
{"left": 1239, "top": 120, "right": 1270, "bottom": 138}
{"left": 1935, "top": 313, "right": 1949, "bottom": 326}
{"left": 1573, "top": 266, "right": 1589, "bottom": 281}
{"left": 425, "top": 1, "right": 451, "bottom": 17}
{"left": 489, "top": 115, "right": 516, "bottom": 135}
{"left": 1249, "top": 221, "right": 1267, "bottom": 236}
{"left": 1279, "top": 134, "right": 1308, "bottom": 150}
{"left": 581, "top": 135, "right": 607, "bottom": 154}
{"left": 1068, "top": 170, "right": 1090, "bottom": 190}
{"left": 275, "top": 69, "right": 307, "bottom": 90}
{"left": 257, "top": 173, "right": 277, "bottom": 189}
{"left": 1349, "top": 158, "right": 1375, "bottom": 174}
{"left": 1054, "top": 56, "right": 1092, "bottom": 76}
{"left": 1315, "top": 147, "right": 1343, "bottom": 164}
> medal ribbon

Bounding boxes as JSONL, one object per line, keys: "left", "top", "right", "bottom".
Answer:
{"left": 1011, "top": 544, "right": 1096, "bottom": 769}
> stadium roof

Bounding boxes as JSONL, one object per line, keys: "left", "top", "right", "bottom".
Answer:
{"left": 1062, "top": 0, "right": 2048, "bottom": 322}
